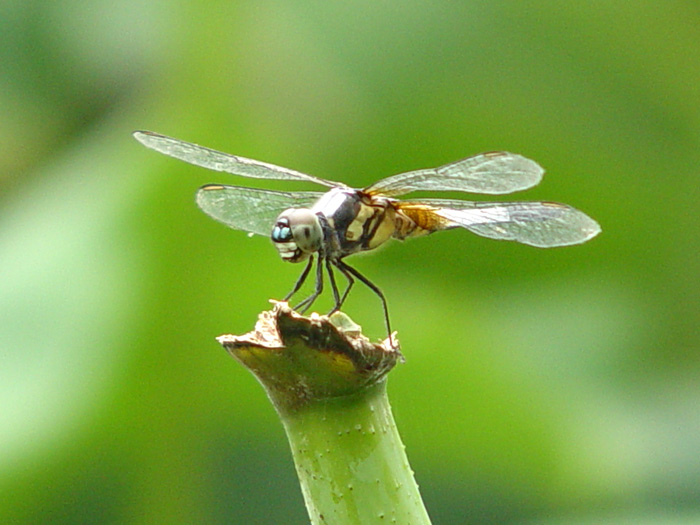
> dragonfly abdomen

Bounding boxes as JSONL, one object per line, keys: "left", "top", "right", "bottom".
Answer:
{"left": 391, "top": 203, "right": 443, "bottom": 241}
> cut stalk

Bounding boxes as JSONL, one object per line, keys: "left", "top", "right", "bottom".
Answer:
{"left": 218, "top": 302, "right": 431, "bottom": 524}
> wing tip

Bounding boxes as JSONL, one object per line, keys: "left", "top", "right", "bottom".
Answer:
{"left": 132, "top": 130, "right": 147, "bottom": 143}
{"left": 132, "top": 129, "right": 154, "bottom": 138}
{"left": 582, "top": 219, "right": 602, "bottom": 241}
{"left": 132, "top": 130, "right": 167, "bottom": 149}
{"left": 195, "top": 185, "right": 227, "bottom": 208}
{"left": 533, "top": 218, "right": 602, "bottom": 248}
{"left": 472, "top": 151, "right": 546, "bottom": 194}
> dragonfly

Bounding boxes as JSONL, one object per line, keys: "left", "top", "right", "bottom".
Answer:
{"left": 134, "top": 131, "right": 600, "bottom": 341}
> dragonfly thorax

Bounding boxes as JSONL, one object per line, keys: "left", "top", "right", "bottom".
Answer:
{"left": 271, "top": 208, "right": 323, "bottom": 263}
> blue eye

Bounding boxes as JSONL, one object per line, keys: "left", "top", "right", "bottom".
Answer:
{"left": 272, "top": 225, "right": 292, "bottom": 242}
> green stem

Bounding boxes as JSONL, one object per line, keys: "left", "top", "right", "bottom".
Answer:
{"left": 218, "top": 302, "right": 431, "bottom": 524}
{"left": 281, "top": 380, "right": 430, "bottom": 524}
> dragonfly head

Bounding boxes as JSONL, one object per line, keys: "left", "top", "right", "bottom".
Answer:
{"left": 271, "top": 208, "right": 323, "bottom": 263}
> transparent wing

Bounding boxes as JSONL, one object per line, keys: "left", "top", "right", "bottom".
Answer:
{"left": 365, "top": 152, "right": 544, "bottom": 197}
{"left": 402, "top": 198, "right": 601, "bottom": 247}
{"left": 134, "top": 131, "right": 338, "bottom": 188}
{"left": 195, "top": 185, "right": 325, "bottom": 237}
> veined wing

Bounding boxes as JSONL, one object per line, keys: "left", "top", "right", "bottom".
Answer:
{"left": 196, "top": 185, "right": 325, "bottom": 237}
{"left": 399, "top": 198, "right": 601, "bottom": 247}
{"left": 365, "top": 152, "right": 544, "bottom": 197}
{"left": 133, "top": 131, "right": 338, "bottom": 188}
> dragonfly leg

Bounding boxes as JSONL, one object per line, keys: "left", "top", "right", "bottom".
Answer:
{"left": 325, "top": 258, "right": 342, "bottom": 314}
{"left": 294, "top": 255, "right": 324, "bottom": 313}
{"left": 284, "top": 255, "right": 314, "bottom": 302}
{"left": 329, "top": 260, "right": 355, "bottom": 314}
{"left": 334, "top": 259, "right": 392, "bottom": 339}
{"left": 282, "top": 255, "right": 314, "bottom": 301}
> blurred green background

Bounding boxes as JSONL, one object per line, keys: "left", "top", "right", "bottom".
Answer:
{"left": 2, "top": 1, "right": 699, "bottom": 523}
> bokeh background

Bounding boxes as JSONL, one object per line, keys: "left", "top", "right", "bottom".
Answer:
{"left": 2, "top": 1, "right": 699, "bottom": 523}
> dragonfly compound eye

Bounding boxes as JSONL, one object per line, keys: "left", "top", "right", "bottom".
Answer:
{"left": 271, "top": 209, "right": 322, "bottom": 262}
{"left": 271, "top": 217, "right": 293, "bottom": 243}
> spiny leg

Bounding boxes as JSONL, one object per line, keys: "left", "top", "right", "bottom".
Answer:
{"left": 334, "top": 259, "right": 392, "bottom": 339}
{"left": 325, "top": 258, "right": 341, "bottom": 315}
{"left": 284, "top": 255, "right": 314, "bottom": 302}
{"left": 294, "top": 254, "right": 324, "bottom": 313}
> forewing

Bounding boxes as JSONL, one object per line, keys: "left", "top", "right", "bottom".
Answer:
{"left": 134, "top": 131, "right": 337, "bottom": 188}
{"left": 402, "top": 198, "right": 601, "bottom": 247}
{"left": 196, "top": 185, "right": 325, "bottom": 237}
{"left": 365, "top": 152, "right": 544, "bottom": 197}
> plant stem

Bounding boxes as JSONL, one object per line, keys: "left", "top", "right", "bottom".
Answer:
{"left": 218, "top": 302, "right": 431, "bottom": 524}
